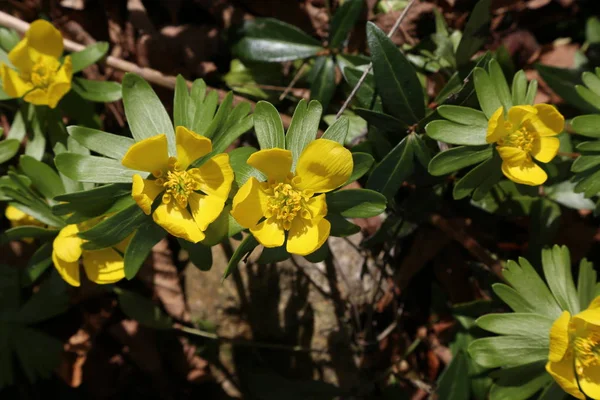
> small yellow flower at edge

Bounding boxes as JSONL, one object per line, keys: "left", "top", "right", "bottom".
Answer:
{"left": 52, "top": 222, "right": 129, "bottom": 287}
{"left": 486, "top": 104, "right": 564, "bottom": 186}
{"left": 547, "top": 296, "right": 600, "bottom": 399}
{"left": 0, "top": 20, "right": 72, "bottom": 108}
{"left": 5, "top": 205, "right": 45, "bottom": 243}
{"left": 230, "top": 139, "right": 353, "bottom": 256}
{"left": 121, "top": 126, "right": 234, "bottom": 243}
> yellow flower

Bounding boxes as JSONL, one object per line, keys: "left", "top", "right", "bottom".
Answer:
{"left": 52, "top": 222, "right": 129, "bottom": 287}
{"left": 486, "top": 104, "right": 564, "bottom": 186}
{"left": 231, "top": 139, "right": 353, "bottom": 256}
{"left": 546, "top": 296, "right": 600, "bottom": 399}
{"left": 5, "top": 205, "right": 45, "bottom": 243}
{"left": 0, "top": 20, "right": 72, "bottom": 108}
{"left": 121, "top": 126, "right": 234, "bottom": 243}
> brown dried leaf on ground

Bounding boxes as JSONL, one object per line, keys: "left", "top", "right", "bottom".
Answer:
{"left": 501, "top": 29, "right": 541, "bottom": 67}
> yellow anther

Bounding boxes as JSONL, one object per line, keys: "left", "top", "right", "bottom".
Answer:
{"left": 154, "top": 157, "right": 198, "bottom": 208}
{"left": 266, "top": 179, "right": 311, "bottom": 230}
{"left": 28, "top": 56, "right": 60, "bottom": 88}
{"left": 573, "top": 331, "right": 600, "bottom": 369}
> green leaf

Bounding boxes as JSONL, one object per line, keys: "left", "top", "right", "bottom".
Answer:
{"left": 257, "top": 245, "right": 290, "bottom": 264}
{"left": 53, "top": 183, "right": 131, "bottom": 218}
{"left": 426, "top": 120, "right": 487, "bottom": 146}
{"left": 71, "top": 77, "right": 122, "bottom": 102}
{"left": 537, "top": 382, "right": 568, "bottom": 400}
{"left": 19, "top": 155, "right": 65, "bottom": 200}
{"left": 67, "top": 126, "right": 135, "bottom": 159}
{"left": 202, "top": 91, "right": 232, "bottom": 139}
{"left": 223, "top": 235, "right": 259, "bottom": 281}
{"left": 210, "top": 110, "right": 253, "bottom": 154}
{"left": 535, "top": 64, "right": 598, "bottom": 113}
{"left": 524, "top": 79, "right": 538, "bottom": 105}
{"left": 327, "top": 213, "right": 360, "bottom": 237}
{"left": 577, "top": 258, "right": 597, "bottom": 310}
{"left": 25, "top": 106, "right": 46, "bottom": 161}
{"left": 437, "top": 105, "right": 488, "bottom": 127}
{"left": 191, "top": 90, "right": 218, "bottom": 134}
{"left": 542, "top": 245, "right": 580, "bottom": 314}
{"left": 436, "top": 351, "right": 470, "bottom": 400}
{"left": 571, "top": 154, "right": 600, "bottom": 172}
{"left": 366, "top": 22, "right": 424, "bottom": 124}
{"left": 455, "top": 0, "right": 491, "bottom": 67}
{"left": 347, "top": 152, "right": 374, "bottom": 183}
{"left": 492, "top": 283, "right": 537, "bottom": 313}
{"left": 328, "top": 0, "right": 363, "bottom": 49}
{"left": 476, "top": 313, "right": 553, "bottom": 342}
{"left": 582, "top": 71, "right": 600, "bottom": 95}
{"left": 545, "top": 181, "right": 595, "bottom": 210}
{"left": 453, "top": 154, "right": 501, "bottom": 199}
{"left": 20, "top": 242, "right": 53, "bottom": 287}
{"left": 55, "top": 153, "right": 143, "bottom": 183}
{"left": 571, "top": 114, "right": 600, "bottom": 137}
{"left": 327, "top": 189, "right": 386, "bottom": 218}
{"left": 234, "top": 18, "right": 324, "bottom": 62}
{"left": 286, "top": 99, "right": 322, "bottom": 169}
{"left": 202, "top": 204, "right": 243, "bottom": 246}
{"left": 229, "top": 146, "right": 263, "bottom": 188}
{"left": 366, "top": 135, "right": 414, "bottom": 201}
{"left": 174, "top": 75, "right": 193, "bottom": 129}
{"left": 0, "top": 226, "right": 58, "bottom": 245}
{"left": 115, "top": 288, "right": 172, "bottom": 330}
{"left": 179, "top": 240, "right": 213, "bottom": 271}
{"left": 474, "top": 67, "right": 502, "bottom": 119}
{"left": 511, "top": 70, "right": 528, "bottom": 106}
{"left": 70, "top": 42, "right": 109, "bottom": 73}
{"left": 428, "top": 145, "right": 492, "bottom": 176}
{"left": 353, "top": 108, "right": 407, "bottom": 134}
{"left": 254, "top": 101, "right": 285, "bottom": 149}
{"left": 502, "top": 257, "right": 562, "bottom": 319}
{"left": 468, "top": 336, "right": 548, "bottom": 368}
{"left": 0, "top": 139, "right": 19, "bottom": 163}
{"left": 310, "top": 56, "right": 336, "bottom": 110}
{"left": 342, "top": 66, "right": 378, "bottom": 109}
{"left": 122, "top": 73, "right": 175, "bottom": 154}
{"left": 489, "top": 362, "right": 551, "bottom": 400}
{"left": 488, "top": 59, "right": 512, "bottom": 111}
{"left": 124, "top": 221, "right": 166, "bottom": 280}
{"left": 573, "top": 167, "right": 600, "bottom": 197}
{"left": 79, "top": 204, "right": 147, "bottom": 250}
{"left": 322, "top": 116, "right": 349, "bottom": 144}
{"left": 576, "top": 84, "right": 600, "bottom": 110}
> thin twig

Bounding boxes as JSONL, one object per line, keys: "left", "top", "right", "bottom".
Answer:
{"left": 279, "top": 62, "right": 308, "bottom": 101}
{"left": 0, "top": 11, "right": 296, "bottom": 127}
{"left": 335, "top": 0, "right": 418, "bottom": 119}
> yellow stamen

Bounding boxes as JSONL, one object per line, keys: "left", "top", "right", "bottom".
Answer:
{"left": 27, "top": 56, "right": 60, "bottom": 88}
{"left": 573, "top": 331, "right": 600, "bottom": 372}
{"left": 265, "top": 177, "right": 311, "bottom": 231}
{"left": 497, "top": 122, "right": 538, "bottom": 154}
{"left": 154, "top": 156, "right": 198, "bottom": 208}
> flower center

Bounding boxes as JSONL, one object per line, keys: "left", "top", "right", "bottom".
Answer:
{"left": 154, "top": 157, "right": 198, "bottom": 208}
{"left": 497, "top": 122, "right": 538, "bottom": 153}
{"left": 29, "top": 56, "right": 60, "bottom": 88}
{"left": 573, "top": 331, "right": 600, "bottom": 371}
{"left": 265, "top": 177, "right": 312, "bottom": 230}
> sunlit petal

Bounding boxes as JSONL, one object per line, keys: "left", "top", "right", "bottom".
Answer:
{"left": 26, "top": 20, "right": 64, "bottom": 58}
{"left": 132, "top": 174, "right": 164, "bottom": 215}
{"left": 546, "top": 356, "right": 585, "bottom": 400}
{"left": 188, "top": 192, "right": 225, "bottom": 232}
{"left": 231, "top": 177, "right": 268, "bottom": 228}
{"left": 121, "top": 134, "right": 169, "bottom": 172}
{"left": 175, "top": 126, "right": 212, "bottom": 169}
{"left": 82, "top": 248, "right": 125, "bottom": 284}
{"left": 294, "top": 139, "right": 353, "bottom": 193}
{"left": 46, "top": 56, "right": 72, "bottom": 109}
{"left": 303, "top": 194, "right": 327, "bottom": 220}
{"left": 286, "top": 217, "right": 330, "bottom": 256}
{"left": 247, "top": 148, "right": 292, "bottom": 182}
{"left": 23, "top": 88, "right": 51, "bottom": 106}
{"left": 52, "top": 224, "right": 83, "bottom": 263}
{"left": 250, "top": 217, "right": 285, "bottom": 248}
{"left": 1, "top": 64, "right": 33, "bottom": 98}
{"left": 580, "top": 364, "right": 600, "bottom": 399}
{"left": 153, "top": 202, "right": 204, "bottom": 243}
{"left": 531, "top": 136, "right": 559, "bottom": 163}
{"left": 486, "top": 107, "right": 508, "bottom": 143}
{"left": 52, "top": 250, "right": 80, "bottom": 287}
{"left": 534, "top": 104, "right": 564, "bottom": 135}
{"left": 501, "top": 159, "right": 547, "bottom": 186}
{"left": 188, "top": 153, "right": 233, "bottom": 200}
{"left": 548, "top": 311, "right": 571, "bottom": 363}
{"left": 507, "top": 105, "right": 536, "bottom": 127}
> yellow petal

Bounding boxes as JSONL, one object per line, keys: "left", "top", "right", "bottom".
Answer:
{"left": 52, "top": 250, "right": 80, "bottom": 287}
{"left": 188, "top": 153, "right": 234, "bottom": 200}
{"left": 549, "top": 311, "right": 571, "bottom": 363}
{"left": 46, "top": 56, "right": 72, "bottom": 109}
{"left": 7, "top": 38, "right": 33, "bottom": 72}
{"left": 534, "top": 104, "right": 564, "bottom": 135}
{"left": 486, "top": 107, "right": 508, "bottom": 143}
{"left": 1, "top": 63, "right": 33, "bottom": 98}
{"left": 132, "top": 174, "right": 164, "bottom": 215}
{"left": 546, "top": 356, "right": 585, "bottom": 400}
{"left": 82, "top": 248, "right": 125, "bottom": 284}
{"left": 121, "top": 134, "right": 169, "bottom": 172}
{"left": 5, "top": 205, "right": 27, "bottom": 222}
{"left": 23, "top": 88, "right": 51, "bottom": 106}
{"left": 501, "top": 159, "right": 547, "bottom": 186}
{"left": 573, "top": 307, "right": 600, "bottom": 327}
{"left": 175, "top": 126, "right": 212, "bottom": 169}
{"left": 497, "top": 145, "right": 528, "bottom": 164}
{"left": 250, "top": 217, "right": 285, "bottom": 248}
{"left": 26, "top": 20, "right": 64, "bottom": 58}
{"left": 303, "top": 193, "right": 327, "bottom": 220}
{"left": 153, "top": 203, "right": 204, "bottom": 243}
{"left": 231, "top": 177, "right": 268, "bottom": 228}
{"left": 294, "top": 139, "right": 353, "bottom": 193}
{"left": 52, "top": 224, "right": 83, "bottom": 263}
{"left": 247, "top": 148, "right": 292, "bottom": 182}
{"left": 286, "top": 217, "right": 330, "bottom": 256}
{"left": 531, "top": 136, "right": 559, "bottom": 163}
{"left": 580, "top": 364, "right": 600, "bottom": 399}
{"left": 508, "top": 105, "right": 537, "bottom": 127}
{"left": 588, "top": 296, "right": 600, "bottom": 310}
{"left": 188, "top": 192, "right": 225, "bottom": 232}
